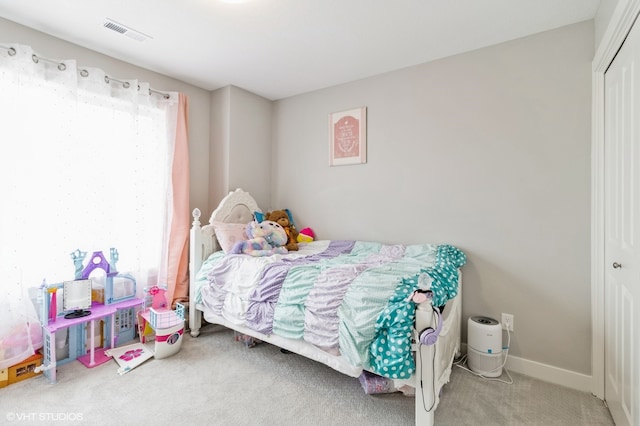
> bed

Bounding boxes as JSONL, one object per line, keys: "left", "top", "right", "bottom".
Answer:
{"left": 188, "top": 188, "right": 465, "bottom": 425}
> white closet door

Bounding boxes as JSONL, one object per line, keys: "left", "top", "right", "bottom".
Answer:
{"left": 604, "top": 16, "right": 640, "bottom": 426}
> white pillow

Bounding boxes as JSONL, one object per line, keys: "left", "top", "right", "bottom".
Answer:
{"left": 212, "top": 221, "right": 249, "bottom": 253}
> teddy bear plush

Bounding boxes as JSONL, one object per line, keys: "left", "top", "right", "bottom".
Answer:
{"left": 229, "top": 220, "right": 288, "bottom": 257}
{"left": 265, "top": 209, "right": 299, "bottom": 251}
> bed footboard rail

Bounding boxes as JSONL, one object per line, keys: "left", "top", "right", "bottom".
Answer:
{"left": 414, "top": 303, "right": 438, "bottom": 426}
{"left": 413, "top": 271, "right": 463, "bottom": 426}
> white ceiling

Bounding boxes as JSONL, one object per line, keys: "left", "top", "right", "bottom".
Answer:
{"left": 0, "top": 0, "right": 601, "bottom": 100}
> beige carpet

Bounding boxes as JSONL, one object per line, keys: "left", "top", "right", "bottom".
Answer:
{"left": 0, "top": 325, "right": 613, "bottom": 425}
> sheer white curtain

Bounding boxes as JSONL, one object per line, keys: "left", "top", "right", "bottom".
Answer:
{"left": 0, "top": 44, "right": 179, "bottom": 368}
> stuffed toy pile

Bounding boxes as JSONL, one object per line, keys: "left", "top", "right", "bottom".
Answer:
{"left": 265, "top": 210, "right": 299, "bottom": 251}
{"left": 230, "top": 220, "right": 288, "bottom": 257}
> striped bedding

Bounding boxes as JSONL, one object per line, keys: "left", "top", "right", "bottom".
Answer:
{"left": 194, "top": 240, "right": 465, "bottom": 379}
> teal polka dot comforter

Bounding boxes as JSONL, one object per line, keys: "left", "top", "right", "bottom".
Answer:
{"left": 196, "top": 240, "right": 466, "bottom": 380}
{"left": 368, "top": 244, "right": 466, "bottom": 379}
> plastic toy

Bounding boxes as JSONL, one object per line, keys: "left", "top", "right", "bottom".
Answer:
{"left": 230, "top": 220, "right": 288, "bottom": 257}
{"left": 48, "top": 286, "right": 57, "bottom": 322}
{"left": 35, "top": 248, "right": 143, "bottom": 383}
{"left": 73, "top": 248, "right": 136, "bottom": 306}
{"left": 137, "top": 285, "right": 185, "bottom": 359}
{"left": 297, "top": 227, "right": 315, "bottom": 243}
{"left": 264, "top": 209, "right": 299, "bottom": 251}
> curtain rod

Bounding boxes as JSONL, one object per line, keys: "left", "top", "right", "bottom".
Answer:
{"left": 0, "top": 45, "right": 170, "bottom": 99}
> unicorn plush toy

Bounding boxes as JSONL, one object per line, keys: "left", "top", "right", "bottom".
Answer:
{"left": 230, "top": 220, "right": 288, "bottom": 257}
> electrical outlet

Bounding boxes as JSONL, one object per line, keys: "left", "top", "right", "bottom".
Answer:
{"left": 501, "top": 313, "right": 514, "bottom": 331}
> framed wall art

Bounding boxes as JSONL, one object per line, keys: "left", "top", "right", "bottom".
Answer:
{"left": 329, "top": 107, "right": 367, "bottom": 166}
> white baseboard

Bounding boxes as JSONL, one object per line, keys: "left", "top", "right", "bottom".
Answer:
{"left": 460, "top": 344, "right": 594, "bottom": 395}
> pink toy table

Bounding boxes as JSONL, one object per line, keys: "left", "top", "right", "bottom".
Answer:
{"left": 42, "top": 298, "right": 143, "bottom": 383}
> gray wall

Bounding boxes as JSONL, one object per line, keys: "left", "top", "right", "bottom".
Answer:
{"left": 228, "top": 86, "right": 273, "bottom": 210}
{"left": 209, "top": 85, "right": 273, "bottom": 213}
{"left": 595, "top": 0, "right": 619, "bottom": 50}
{"left": 209, "top": 86, "right": 231, "bottom": 215}
{"left": 2, "top": 15, "right": 597, "bottom": 376}
{"left": 272, "top": 21, "right": 594, "bottom": 375}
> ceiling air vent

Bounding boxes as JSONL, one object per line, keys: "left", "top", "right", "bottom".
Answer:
{"left": 103, "top": 18, "right": 152, "bottom": 42}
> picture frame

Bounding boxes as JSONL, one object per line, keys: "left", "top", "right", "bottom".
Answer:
{"left": 329, "top": 107, "right": 367, "bottom": 166}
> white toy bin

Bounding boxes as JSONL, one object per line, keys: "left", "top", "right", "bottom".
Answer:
{"left": 138, "top": 303, "right": 185, "bottom": 360}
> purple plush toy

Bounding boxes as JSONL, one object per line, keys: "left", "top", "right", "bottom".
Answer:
{"left": 230, "top": 220, "right": 288, "bottom": 257}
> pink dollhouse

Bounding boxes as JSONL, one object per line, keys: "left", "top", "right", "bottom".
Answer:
{"left": 36, "top": 249, "right": 143, "bottom": 383}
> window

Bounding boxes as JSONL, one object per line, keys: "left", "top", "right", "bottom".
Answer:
{"left": 0, "top": 44, "right": 182, "bottom": 367}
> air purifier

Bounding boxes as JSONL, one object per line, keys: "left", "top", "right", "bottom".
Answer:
{"left": 467, "top": 316, "right": 503, "bottom": 377}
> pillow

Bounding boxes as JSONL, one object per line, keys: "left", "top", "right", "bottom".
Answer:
{"left": 212, "top": 221, "right": 249, "bottom": 253}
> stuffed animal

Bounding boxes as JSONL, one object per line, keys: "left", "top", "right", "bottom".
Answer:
{"left": 230, "top": 220, "right": 288, "bottom": 257}
{"left": 265, "top": 210, "right": 299, "bottom": 251}
{"left": 297, "top": 227, "right": 315, "bottom": 243}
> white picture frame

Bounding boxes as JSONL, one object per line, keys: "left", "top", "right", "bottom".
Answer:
{"left": 329, "top": 107, "right": 367, "bottom": 166}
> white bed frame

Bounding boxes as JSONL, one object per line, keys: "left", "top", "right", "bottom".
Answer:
{"left": 189, "top": 188, "right": 462, "bottom": 426}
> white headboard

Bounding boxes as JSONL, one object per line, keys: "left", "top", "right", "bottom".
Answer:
{"left": 208, "top": 188, "right": 260, "bottom": 225}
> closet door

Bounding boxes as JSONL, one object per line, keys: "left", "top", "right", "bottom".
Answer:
{"left": 604, "top": 16, "right": 640, "bottom": 426}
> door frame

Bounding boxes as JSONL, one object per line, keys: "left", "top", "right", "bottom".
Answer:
{"left": 591, "top": 0, "right": 640, "bottom": 400}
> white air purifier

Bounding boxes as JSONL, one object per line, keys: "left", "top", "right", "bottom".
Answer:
{"left": 467, "top": 316, "right": 503, "bottom": 377}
